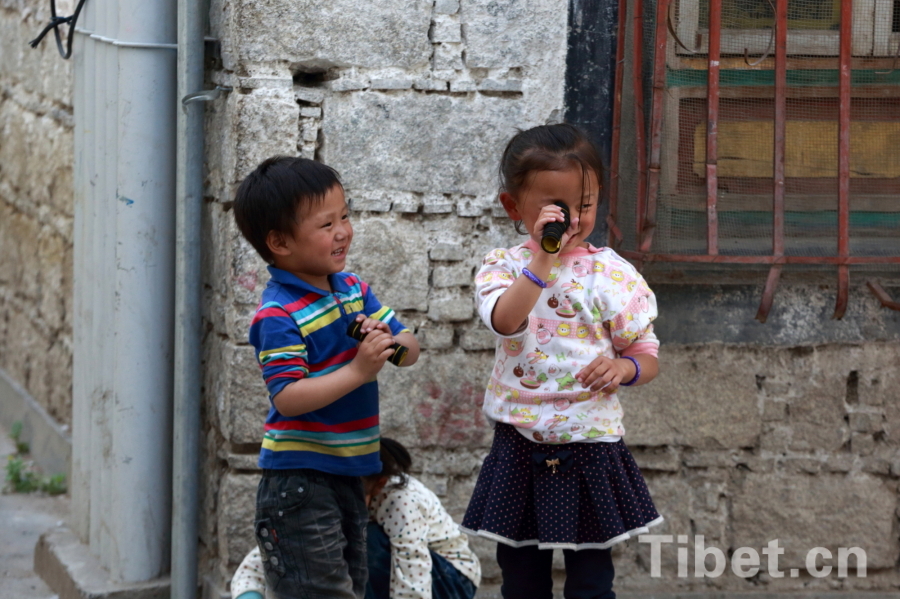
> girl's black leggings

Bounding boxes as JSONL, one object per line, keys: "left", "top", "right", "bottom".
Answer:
{"left": 496, "top": 543, "right": 615, "bottom": 599}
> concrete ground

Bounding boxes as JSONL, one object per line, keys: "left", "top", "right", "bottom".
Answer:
{"left": 0, "top": 422, "right": 68, "bottom": 599}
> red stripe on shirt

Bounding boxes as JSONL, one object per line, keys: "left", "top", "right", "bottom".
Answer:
{"left": 308, "top": 347, "right": 357, "bottom": 373}
{"left": 251, "top": 306, "right": 291, "bottom": 325}
{"left": 265, "top": 414, "right": 379, "bottom": 433}
{"left": 282, "top": 292, "right": 326, "bottom": 315}
{"left": 269, "top": 357, "right": 309, "bottom": 368}
{"left": 265, "top": 371, "right": 307, "bottom": 384}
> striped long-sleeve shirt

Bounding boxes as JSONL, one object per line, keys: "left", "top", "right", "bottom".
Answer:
{"left": 250, "top": 266, "right": 408, "bottom": 475}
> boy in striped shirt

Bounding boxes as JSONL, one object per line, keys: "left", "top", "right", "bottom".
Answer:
{"left": 234, "top": 156, "right": 420, "bottom": 599}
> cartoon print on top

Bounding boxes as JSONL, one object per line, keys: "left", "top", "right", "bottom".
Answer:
{"left": 563, "top": 279, "right": 583, "bottom": 293}
{"left": 536, "top": 324, "right": 553, "bottom": 344}
{"left": 527, "top": 347, "right": 549, "bottom": 364}
{"left": 609, "top": 269, "right": 624, "bottom": 283}
{"left": 545, "top": 414, "right": 568, "bottom": 429}
{"left": 519, "top": 367, "right": 547, "bottom": 389}
{"left": 638, "top": 295, "right": 650, "bottom": 313}
{"left": 484, "top": 249, "right": 505, "bottom": 265}
{"left": 572, "top": 260, "right": 590, "bottom": 277}
{"left": 510, "top": 405, "right": 540, "bottom": 428}
{"left": 474, "top": 241, "right": 659, "bottom": 444}
{"left": 546, "top": 257, "right": 563, "bottom": 287}
{"left": 556, "top": 296, "right": 576, "bottom": 318}
{"left": 494, "top": 354, "right": 508, "bottom": 377}
{"left": 503, "top": 337, "right": 525, "bottom": 357}
{"left": 555, "top": 372, "right": 577, "bottom": 391}
{"left": 553, "top": 397, "right": 571, "bottom": 411}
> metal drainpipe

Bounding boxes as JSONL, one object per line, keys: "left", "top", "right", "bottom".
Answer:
{"left": 69, "top": 0, "right": 92, "bottom": 547}
{"left": 171, "top": 0, "right": 205, "bottom": 594}
{"left": 96, "top": 0, "right": 116, "bottom": 562}
{"left": 71, "top": 0, "right": 177, "bottom": 584}
{"left": 110, "top": 0, "right": 177, "bottom": 581}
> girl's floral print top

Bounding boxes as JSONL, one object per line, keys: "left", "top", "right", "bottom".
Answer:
{"left": 475, "top": 239, "right": 659, "bottom": 444}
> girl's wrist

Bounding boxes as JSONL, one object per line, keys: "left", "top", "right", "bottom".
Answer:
{"left": 527, "top": 250, "right": 554, "bottom": 274}
{"left": 619, "top": 356, "right": 641, "bottom": 386}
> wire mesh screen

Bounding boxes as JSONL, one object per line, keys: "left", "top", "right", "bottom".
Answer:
{"left": 614, "top": 0, "right": 900, "bottom": 269}
{"left": 610, "top": 0, "right": 658, "bottom": 254}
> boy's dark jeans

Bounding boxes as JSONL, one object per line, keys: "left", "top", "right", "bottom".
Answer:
{"left": 255, "top": 468, "right": 369, "bottom": 599}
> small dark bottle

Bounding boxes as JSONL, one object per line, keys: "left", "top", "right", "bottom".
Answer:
{"left": 346, "top": 320, "right": 409, "bottom": 366}
{"left": 540, "top": 201, "right": 571, "bottom": 253}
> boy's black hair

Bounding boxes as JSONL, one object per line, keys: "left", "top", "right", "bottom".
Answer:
{"left": 363, "top": 437, "right": 412, "bottom": 489}
{"left": 233, "top": 156, "right": 342, "bottom": 263}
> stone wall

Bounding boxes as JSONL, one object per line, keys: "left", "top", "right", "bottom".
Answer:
{"left": 617, "top": 341, "right": 900, "bottom": 593}
{"left": 0, "top": 0, "right": 74, "bottom": 426}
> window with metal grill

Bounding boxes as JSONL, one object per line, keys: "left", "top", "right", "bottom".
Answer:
{"left": 610, "top": 0, "right": 900, "bottom": 320}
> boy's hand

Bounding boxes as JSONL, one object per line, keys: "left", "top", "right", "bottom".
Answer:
{"left": 575, "top": 356, "right": 634, "bottom": 392}
{"left": 349, "top": 328, "right": 395, "bottom": 379}
{"left": 354, "top": 313, "right": 390, "bottom": 335}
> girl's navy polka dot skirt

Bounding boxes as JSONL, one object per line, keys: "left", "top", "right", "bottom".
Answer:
{"left": 461, "top": 423, "right": 663, "bottom": 550}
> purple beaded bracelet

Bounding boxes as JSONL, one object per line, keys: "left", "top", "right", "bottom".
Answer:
{"left": 520, "top": 267, "right": 548, "bottom": 288}
{"left": 620, "top": 355, "right": 641, "bottom": 386}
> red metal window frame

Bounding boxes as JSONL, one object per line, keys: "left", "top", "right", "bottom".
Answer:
{"left": 610, "top": 0, "right": 900, "bottom": 321}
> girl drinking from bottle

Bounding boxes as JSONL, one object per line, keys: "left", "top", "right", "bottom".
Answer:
{"left": 461, "top": 123, "right": 663, "bottom": 599}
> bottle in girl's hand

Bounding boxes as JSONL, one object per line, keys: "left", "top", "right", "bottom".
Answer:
{"left": 460, "top": 123, "right": 665, "bottom": 599}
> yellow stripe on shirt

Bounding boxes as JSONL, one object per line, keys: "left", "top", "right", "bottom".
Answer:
{"left": 258, "top": 344, "right": 306, "bottom": 363}
{"left": 261, "top": 438, "right": 380, "bottom": 457}
{"left": 342, "top": 298, "right": 365, "bottom": 314}
{"left": 297, "top": 305, "right": 343, "bottom": 337}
